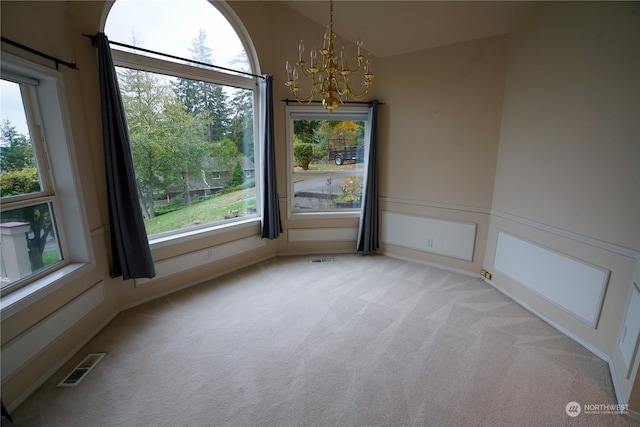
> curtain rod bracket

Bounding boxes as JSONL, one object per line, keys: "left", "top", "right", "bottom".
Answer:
{"left": 82, "top": 33, "right": 97, "bottom": 46}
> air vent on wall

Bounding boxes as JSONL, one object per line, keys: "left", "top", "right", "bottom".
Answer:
{"left": 57, "top": 353, "right": 106, "bottom": 387}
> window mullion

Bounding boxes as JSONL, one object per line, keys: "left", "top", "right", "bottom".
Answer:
{"left": 22, "top": 85, "right": 54, "bottom": 196}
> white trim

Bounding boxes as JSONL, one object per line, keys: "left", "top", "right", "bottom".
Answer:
{"left": 381, "top": 211, "right": 477, "bottom": 262}
{"left": 493, "top": 230, "right": 609, "bottom": 328}
{"left": 288, "top": 227, "right": 358, "bottom": 242}
{"left": 286, "top": 105, "right": 370, "bottom": 218}
{"left": 379, "top": 196, "right": 639, "bottom": 259}
{"left": 0, "top": 53, "right": 95, "bottom": 307}
{"left": 381, "top": 251, "right": 479, "bottom": 279}
{"left": 381, "top": 196, "right": 491, "bottom": 215}
{"left": 0, "top": 263, "right": 94, "bottom": 320}
{"left": 210, "top": 0, "right": 262, "bottom": 77}
{"left": 136, "top": 235, "right": 266, "bottom": 287}
{"left": 111, "top": 50, "right": 256, "bottom": 90}
{"left": 6, "top": 308, "right": 119, "bottom": 413}
{"left": 481, "top": 274, "right": 626, "bottom": 405}
{"left": 1, "top": 283, "right": 105, "bottom": 382}
{"left": 492, "top": 209, "right": 638, "bottom": 259}
{"left": 148, "top": 217, "right": 260, "bottom": 249}
{"left": 382, "top": 246, "right": 626, "bottom": 405}
{"left": 618, "top": 282, "right": 640, "bottom": 378}
{"left": 120, "top": 253, "right": 275, "bottom": 312}
{"left": 480, "top": 275, "right": 609, "bottom": 359}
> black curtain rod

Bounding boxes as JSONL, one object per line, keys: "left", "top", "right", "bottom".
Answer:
{"left": 1, "top": 37, "right": 79, "bottom": 70}
{"left": 281, "top": 98, "right": 383, "bottom": 106}
{"left": 82, "top": 34, "right": 264, "bottom": 80}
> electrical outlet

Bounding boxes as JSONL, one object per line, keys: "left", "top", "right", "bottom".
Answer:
{"left": 426, "top": 238, "right": 433, "bottom": 248}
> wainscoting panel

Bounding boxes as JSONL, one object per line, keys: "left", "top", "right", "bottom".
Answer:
{"left": 619, "top": 283, "right": 640, "bottom": 377}
{"left": 135, "top": 236, "right": 266, "bottom": 287}
{"left": 1, "top": 282, "right": 105, "bottom": 382}
{"left": 288, "top": 227, "right": 358, "bottom": 242}
{"left": 381, "top": 211, "right": 476, "bottom": 261}
{"left": 493, "top": 231, "right": 609, "bottom": 327}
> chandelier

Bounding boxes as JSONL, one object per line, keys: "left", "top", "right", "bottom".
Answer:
{"left": 285, "top": 0, "right": 374, "bottom": 111}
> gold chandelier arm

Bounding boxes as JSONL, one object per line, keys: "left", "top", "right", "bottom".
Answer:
{"left": 286, "top": 76, "right": 323, "bottom": 104}
{"left": 335, "top": 74, "right": 374, "bottom": 101}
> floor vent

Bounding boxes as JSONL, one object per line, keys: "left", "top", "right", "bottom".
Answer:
{"left": 309, "top": 258, "right": 335, "bottom": 264}
{"left": 57, "top": 353, "right": 106, "bottom": 387}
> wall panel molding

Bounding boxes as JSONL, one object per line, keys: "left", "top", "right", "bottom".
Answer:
{"left": 493, "top": 231, "right": 609, "bottom": 327}
{"left": 492, "top": 209, "right": 638, "bottom": 259}
{"left": 381, "top": 211, "right": 477, "bottom": 261}
{"left": 380, "top": 197, "right": 638, "bottom": 259}
{"left": 1, "top": 282, "right": 105, "bottom": 382}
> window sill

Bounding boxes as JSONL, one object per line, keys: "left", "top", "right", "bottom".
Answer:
{"left": 0, "top": 262, "right": 95, "bottom": 320}
{"left": 148, "top": 216, "right": 261, "bottom": 249}
{"left": 288, "top": 210, "right": 361, "bottom": 220}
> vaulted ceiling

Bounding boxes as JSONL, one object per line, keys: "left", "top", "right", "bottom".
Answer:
{"left": 281, "top": 1, "right": 536, "bottom": 58}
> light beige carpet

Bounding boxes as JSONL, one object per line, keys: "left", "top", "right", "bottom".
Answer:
{"left": 7, "top": 254, "right": 636, "bottom": 426}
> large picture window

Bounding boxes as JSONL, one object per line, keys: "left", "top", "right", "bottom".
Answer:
{"left": 287, "top": 106, "right": 370, "bottom": 215}
{"left": 105, "top": 0, "right": 259, "bottom": 240}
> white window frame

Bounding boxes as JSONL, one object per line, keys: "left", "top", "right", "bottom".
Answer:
{"left": 110, "top": 52, "right": 262, "bottom": 247}
{"left": 286, "top": 105, "right": 370, "bottom": 219}
{"left": 106, "top": 0, "right": 263, "bottom": 248}
{"left": 0, "top": 53, "right": 94, "bottom": 317}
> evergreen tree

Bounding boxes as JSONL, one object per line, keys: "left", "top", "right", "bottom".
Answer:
{"left": 0, "top": 119, "right": 34, "bottom": 173}
{"left": 228, "top": 87, "right": 253, "bottom": 161}
{"left": 173, "top": 29, "right": 230, "bottom": 143}
{"left": 227, "top": 161, "right": 245, "bottom": 188}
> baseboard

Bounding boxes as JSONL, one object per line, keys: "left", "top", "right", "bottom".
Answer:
{"left": 276, "top": 249, "right": 358, "bottom": 258}
{"left": 481, "top": 276, "right": 626, "bottom": 406}
{"left": 624, "top": 409, "right": 640, "bottom": 423}
{"left": 378, "top": 249, "right": 627, "bottom": 406}
{"left": 8, "top": 253, "right": 276, "bottom": 412}
{"left": 119, "top": 253, "right": 276, "bottom": 312}
{"left": 381, "top": 250, "right": 479, "bottom": 279}
{"left": 6, "top": 309, "right": 120, "bottom": 413}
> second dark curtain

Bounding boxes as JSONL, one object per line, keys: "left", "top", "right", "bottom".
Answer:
{"left": 357, "top": 100, "right": 380, "bottom": 254}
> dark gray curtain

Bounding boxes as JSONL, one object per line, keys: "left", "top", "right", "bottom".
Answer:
{"left": 96, "top": 33, "right": 156, "bottom": 279}
{"left": 357, "top": 100, "right": 380, "bottom": 254}
{"left": 261, "top": 74, "right": 282, "bottom": 239}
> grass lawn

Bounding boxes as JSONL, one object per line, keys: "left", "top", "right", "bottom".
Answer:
{"left": 144, "top": 187, "right": 256, "bottom": 236}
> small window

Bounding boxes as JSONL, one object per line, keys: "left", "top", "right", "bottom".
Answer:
{"left": 1, "top": 55, "right": 91, "bottom": 300}
{"left": 287, "top": 106, "right": 369, "bottom": 215}
{"left": 1, "top": 79, "right": 64, "bottom": 289}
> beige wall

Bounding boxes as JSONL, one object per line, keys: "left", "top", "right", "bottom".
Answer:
{"left": 491, "top": 1, "right": 640, "bottom": 249}
{"left": 372, "top": 34, "right": 509, "bottom": 271}
{"left": 1, "top": 0, "right": 639, "bottom": 412}
{"left": 484, "top": 1, "right": 640, "bottom": 403}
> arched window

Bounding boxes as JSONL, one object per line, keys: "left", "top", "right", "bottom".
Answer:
{"left": 104, "top": 0, "right": 260, "bottom": 240}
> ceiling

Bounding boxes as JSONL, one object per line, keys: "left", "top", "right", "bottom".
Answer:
{"left": 281, "top": 1, "right": 536, "bottom": 58}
